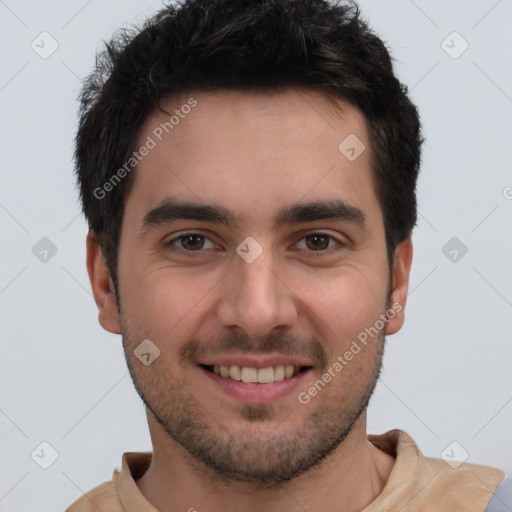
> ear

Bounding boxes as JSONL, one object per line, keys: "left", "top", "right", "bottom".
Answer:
{"left": 386, "top": 238, "right": 413, "bottom": 335}
{"left": 86, "top": 230, "right": 121, "bottom": 334}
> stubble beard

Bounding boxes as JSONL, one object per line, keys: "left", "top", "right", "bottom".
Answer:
{"left": 121, "top": 320, "right": 386, "bottom": 485}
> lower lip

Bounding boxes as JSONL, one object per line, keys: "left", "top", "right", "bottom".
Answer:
{"left": 199, "top": 366, "right": 312, "bottom": 403}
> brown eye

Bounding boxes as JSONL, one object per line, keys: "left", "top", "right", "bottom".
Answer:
{"left": 180, "top": 234, "right": 205, "bottom": 250}
{"left": 305, "top": 234, "right": 331, "bottom": 250}
{"left": 166, "top": 232, "right": 217, "bottom": 254}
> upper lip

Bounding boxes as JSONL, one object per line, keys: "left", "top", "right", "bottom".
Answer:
{"left": 198, "top": 354, "right": 313, "bottom": 369}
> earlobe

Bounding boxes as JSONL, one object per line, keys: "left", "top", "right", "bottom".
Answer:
{"left": 86, "top": 230, "right": 121, "bottom": 334}
{"left": 386, "top": 238, "right": 413, "bottom": 336}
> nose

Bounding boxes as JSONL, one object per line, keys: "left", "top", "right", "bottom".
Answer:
{"left": 215, "top": 250, "right": 298, "bottom": 339}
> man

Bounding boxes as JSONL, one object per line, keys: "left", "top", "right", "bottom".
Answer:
{"left": 67, "top": 0, "right": 510, "bottom": 510}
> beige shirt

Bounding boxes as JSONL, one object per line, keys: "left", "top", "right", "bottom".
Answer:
{"left": 66, "top": 429, "right": 505, "bottom": 511}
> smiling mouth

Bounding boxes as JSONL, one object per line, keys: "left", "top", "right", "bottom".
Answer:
{"left": 200, "top": 364, "right": 311, "bottom": 384}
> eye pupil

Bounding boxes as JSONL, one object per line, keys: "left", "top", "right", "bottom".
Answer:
{"left": 182, "top": 234, "right": 204, "bottom": 250}
{"left": 306, "top": 234, "right": 329, "bottom": 250}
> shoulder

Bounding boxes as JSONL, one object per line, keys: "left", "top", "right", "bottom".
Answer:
{"left": 66, "top": 480, "right": 123, "bottom": 512}
{"left": 65, "top": 451, "right": 152, "bottom": 512}
{"left": 367, "top": 430, "right": 506, "bottom": 512}
{"left": 407, "top": 432, "right": 505, "bottom": 510}
{"left": 421, "top": 454, "right": 505, "bottom": 497}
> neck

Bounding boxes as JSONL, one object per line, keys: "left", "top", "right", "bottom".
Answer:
{"left": 136, "top": 410, "right": 395, "bottom": 512}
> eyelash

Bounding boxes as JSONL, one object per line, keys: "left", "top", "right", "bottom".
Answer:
{"left": 165, "top": 231, "right": 346, "bottom": 257}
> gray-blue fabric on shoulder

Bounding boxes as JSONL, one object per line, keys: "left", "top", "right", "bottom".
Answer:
{"left": 485, "top": 474, "right": 512, "bottom": 511}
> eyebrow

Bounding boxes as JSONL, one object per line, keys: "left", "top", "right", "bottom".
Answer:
{"left": 140, "top": 198, "right": 366, "bottom": 232}
{"left": 274, "top": 199, "right": 365, "bottom": 229}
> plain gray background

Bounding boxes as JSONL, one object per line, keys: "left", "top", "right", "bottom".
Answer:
{"left": 1, "top": 0, "right": 511, "bottom": 510}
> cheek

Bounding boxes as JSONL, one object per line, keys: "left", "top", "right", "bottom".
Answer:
{"left": 293, "top": 267, "right": 386, "bottom": 348}
{"left": 120, "top": 266, "right": 224, "bottom": 346}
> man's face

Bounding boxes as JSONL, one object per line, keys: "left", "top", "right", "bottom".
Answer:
{"left": 105, "top": 89, "right": 409, "bottom": 483}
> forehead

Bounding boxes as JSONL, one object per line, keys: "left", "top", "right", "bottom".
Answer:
{"left": 124, "top": 88, "right": 380, "bottom": 231}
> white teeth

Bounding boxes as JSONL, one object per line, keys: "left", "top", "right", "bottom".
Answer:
{"left": 257, "top": 367, "right": 274, "bottom": 383}
{"left": 229, "top": 365, "right": 241, "bottom": 381}
{"left": 273, "top": 365, "right": 285, "bottom": 381}
{"left": 241, "top": 367, "right": 258, "bottom": 383}
{"left": 211, "top": 364, "right": 304, "bottom": 383}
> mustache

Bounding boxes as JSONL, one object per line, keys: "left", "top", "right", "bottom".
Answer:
{"left": 180, "top": 331, "right": 329, "bottom": 370}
